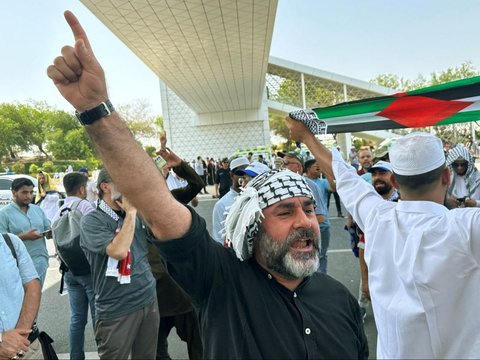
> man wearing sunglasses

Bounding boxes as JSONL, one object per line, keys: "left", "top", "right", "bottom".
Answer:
{"left": 446, "top": 144, "right": 480, "bottom": 208}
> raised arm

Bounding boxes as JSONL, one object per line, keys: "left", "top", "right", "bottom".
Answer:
{"left": 47, "top": 11, "right": 190, "bottom": 240}
{"left": 286, "top": 117, "right": 334, "bottom": 179}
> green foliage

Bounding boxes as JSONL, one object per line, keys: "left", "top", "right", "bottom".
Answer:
{"left": 29, "top": 163, "right": 39, "bottom": 174}
{"left": 117, "top": 99, "right": 160, "bottom": 142}
{"left": 11, "top": 162, "right": 26, "bottom": 174}
{"left": 144, "top": 145, "right": 157, "bottom": 157}
{"left": 371, "top": 61, "right": 479, "bottom": 91}
{"left": 41, "top": 161, "right": 55, "bottom": 173}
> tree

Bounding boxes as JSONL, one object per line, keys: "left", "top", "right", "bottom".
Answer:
{"left": 0, "top": 103, "right": 31, "bottom": 159}
{"left": 17, "top": 102, "right": 51, "bottom": 158}
{"left": 116, "top": 99, "right": 161, "bottom": 142}
{"left": 46, "top": 111, "right": 95, "bottom": 160}
{"left": 371, "top": 61, "right": 478, "bottom": 91}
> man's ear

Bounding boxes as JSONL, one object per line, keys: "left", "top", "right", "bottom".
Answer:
{"left": 390, "top": 173, "right": 400, "bottom": 189}
{"left": 441, "top": 166, "right": 450, "bottom": 186}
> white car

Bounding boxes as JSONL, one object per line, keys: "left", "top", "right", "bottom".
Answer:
{"left": 0, "top": 174, "right": 38, "bottom": 208}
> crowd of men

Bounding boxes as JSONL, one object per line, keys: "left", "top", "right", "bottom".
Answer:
{"left": 3, "top": 9, "right": 480, "bottom": 360}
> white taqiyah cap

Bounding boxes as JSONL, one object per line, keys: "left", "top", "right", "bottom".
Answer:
{"left": 390, "top": 132, "right": 445, "bottom": 176}
{"left": 230, "top": 157, "right": 250, "bottom": 171}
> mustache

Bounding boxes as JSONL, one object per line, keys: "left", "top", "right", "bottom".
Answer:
{"left": 374, "top": 180, "right": 387, "bottom": 186}
{"left": 286, "top": 228, "right": 320, "bottom": 249}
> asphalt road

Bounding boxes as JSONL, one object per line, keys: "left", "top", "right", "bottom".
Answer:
{"left": 39, "top": 191, "right": 377, "bottom": 359}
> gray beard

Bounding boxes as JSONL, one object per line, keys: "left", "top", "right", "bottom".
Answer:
{"left": 257, "top": 228, "right": 320, "bottom": 280}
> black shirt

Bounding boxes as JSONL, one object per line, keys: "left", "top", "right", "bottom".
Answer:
{"left": 156, "top": 208, "right": 368, "bottom": 359}
{"left": 215, "top": 168, "right": 231, "bottom": 197}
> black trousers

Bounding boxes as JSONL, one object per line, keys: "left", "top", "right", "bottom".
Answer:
{"left": 156, "top": 310, "right": 203, "bottom": 360}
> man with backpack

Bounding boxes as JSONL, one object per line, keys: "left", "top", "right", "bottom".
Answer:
{"left": 52, "top": 172, "right": 95, "bottom": 360}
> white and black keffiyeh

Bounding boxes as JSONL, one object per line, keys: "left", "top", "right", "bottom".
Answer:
{"left": 98, "top": 200, "right": 120, "bottom": 222}
{"left": 224, "top": 169, "right": 315, "bottom": 261}
{"left": 288, "top": 109, "right": 328, "bottom": 135}
{"left": 446, "top": 144, "right": 480, "bottom": 195}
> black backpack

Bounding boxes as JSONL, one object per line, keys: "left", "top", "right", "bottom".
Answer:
{"left": 52, "top": 200, "right": 90, "bottom": 276}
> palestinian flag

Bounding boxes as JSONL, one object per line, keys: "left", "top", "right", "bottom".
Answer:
{"left": 312, "top": 76, "right": 480, "bottom": 133}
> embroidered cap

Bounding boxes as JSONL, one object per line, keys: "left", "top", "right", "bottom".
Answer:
{"left": 390, "top": 132, "right": 445, "bottom": 176}
{"left": 224, "top": 169, "right": 315, "bottom": 260}
{"left": 235, "top": 161, "right": 270, "bottom": 177}
{"left": 368, "top": 161, "right": 393, "bottom": 173}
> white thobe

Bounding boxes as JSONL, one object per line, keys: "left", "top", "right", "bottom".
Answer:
{"left": 332, "top": 148, "right": 480, "bottom": 359}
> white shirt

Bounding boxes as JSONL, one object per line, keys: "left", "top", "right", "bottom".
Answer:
{"left": 451, "top": 173, "right": 480, "bottom": 206}
{"left": 212, "top": 189, "right": 238, "bottom": 243}
{"left": 332, "top": 148, "right": 480, "bottom": 359}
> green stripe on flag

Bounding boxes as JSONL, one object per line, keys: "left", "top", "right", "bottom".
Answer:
{"left": 407, "top": 76, "right": 480, "bottom": 96}
{"left": 437, "top": 110, "right": 480, "bottom": 125}
{"left": 313, "top": 97, "right": 395, "bottom": 119}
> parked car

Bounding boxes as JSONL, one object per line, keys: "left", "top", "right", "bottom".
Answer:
{"left": 0, "top": 174, "right": 38, "bottom": 208}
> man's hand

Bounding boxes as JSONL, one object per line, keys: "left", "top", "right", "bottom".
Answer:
{"left": 46, "top": 11, "right": 108, "bottom": 112}
{"left": 361, "top": 281, "right": 371, "bottom": 301}
{"left": 0, "top": 329, "right": 31, "bottom": 360}
{"left": 286, "top": 116, "right": 315, "bottom": 144}
{"left": 465, "top": 198, "right": 477, "bottom": 207}
{"left": 19, "top": 229, "right": 43, "bottom": 241}
{"left": 116, "top": 196, "right": 137, "bottom": 216}
{"left": 158, "top": 148, "right": 182, "bottom": 168}
{"left": 159, "top": 130, "right": 167, "bottom": 150}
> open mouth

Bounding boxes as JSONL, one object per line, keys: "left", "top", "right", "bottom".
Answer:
{"left": 290, "top": 238, "right": 313, "bottom": 251}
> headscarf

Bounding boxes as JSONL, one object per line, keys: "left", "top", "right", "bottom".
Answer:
{"left": 35, "top": 171, "right": 57, "bottom": 203}
{"left": 446, "top": 144, "right": 480, "bottom": 196}
{"left": 224, "top": 169, "right": 315, "bottom": 261}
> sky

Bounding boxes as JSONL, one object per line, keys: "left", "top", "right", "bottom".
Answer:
{"left": 1, "top": 0, "right": 480, "bottom": 116}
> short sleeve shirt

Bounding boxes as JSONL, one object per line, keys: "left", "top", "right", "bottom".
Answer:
{"left": 0, "top": 233, "right": 38, "bottom": 332}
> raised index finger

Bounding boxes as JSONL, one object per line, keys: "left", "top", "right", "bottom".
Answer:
{"left": 64, "top": 10, "right": 92, "bottom": 51}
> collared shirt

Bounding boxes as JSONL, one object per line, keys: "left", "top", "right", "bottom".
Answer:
{"left": 80, "top": 209, "right": 156, "bottom": 320}
{"left": 0, "top": 203, "right": 50, "bottom": 266}
{"left": 156, "top": 208, "right": 368, "bottom": 359}
{"left": 211, "top": 188, "right": 238, "bottom": 243}
{"left": 332, "top": 148, "right": 480, "bottom": 359}
{"left": 0, "top": 233, "right": 38, "bottom": 332}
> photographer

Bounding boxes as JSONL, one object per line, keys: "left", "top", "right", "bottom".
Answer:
{"left": 446, "top": 144, "right": 480, "bottom": 208}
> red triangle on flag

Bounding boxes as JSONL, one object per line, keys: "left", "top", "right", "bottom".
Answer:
{"left": 377, "top": 96, "right": 473, "bottom": 128}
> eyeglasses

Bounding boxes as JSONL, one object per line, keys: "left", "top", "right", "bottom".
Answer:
{"left": 452, "top": 162, "right": 468, "bottom": 168}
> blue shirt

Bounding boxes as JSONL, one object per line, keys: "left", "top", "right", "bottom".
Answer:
{"left": 0, "top": 233, "right": 39, "bottom": 332}
{"left": 310, "top": 178, "right": 331, "bottom": 229}
{"left": 304, "top": 177, "right": 327, "bottom": 218}
{"left": 0, "top": 203, "right": 51, "bottom": 273}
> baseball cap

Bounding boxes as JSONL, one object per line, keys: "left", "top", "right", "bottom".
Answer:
{"left": 235, "top": 161, "right": 270, "bottom": 177}
{"left": 368, "top": 161, "right": 393, "bottom": 173}
{"left": 229, "top": 157, "right": 250, "bottom": 171}
{"left": 78, "top": 167, "right": 89, "bottom": 174}
{"left": 390, "top": 132, "right": 445, "bottom": 176}
{"left": 277, "top": 151, "right": 305, "bottom": 166}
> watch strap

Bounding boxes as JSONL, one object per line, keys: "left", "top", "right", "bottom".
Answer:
{"left": 76, "top": 100, "right": 115, "bottom": 126}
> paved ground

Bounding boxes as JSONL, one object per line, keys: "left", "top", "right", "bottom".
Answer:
{"left": 39, "top": 186, "right": 377, "bottom": 359}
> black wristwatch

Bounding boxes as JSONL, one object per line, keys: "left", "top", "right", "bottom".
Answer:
{"left": 75, "top": 100, "right": 115, "bottom": 125}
